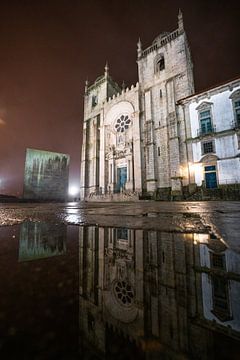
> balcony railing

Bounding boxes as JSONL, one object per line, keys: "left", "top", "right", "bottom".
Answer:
{"left": 197, "top": 125, "right": 216, "bottom": 137}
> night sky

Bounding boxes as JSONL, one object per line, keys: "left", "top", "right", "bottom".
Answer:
{"left": 0, "top": 0, "right": 239, "bottom": 196}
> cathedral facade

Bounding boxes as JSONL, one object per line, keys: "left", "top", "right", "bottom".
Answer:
{"left": 80, "top": 11, "right": 240, "bottom": 200}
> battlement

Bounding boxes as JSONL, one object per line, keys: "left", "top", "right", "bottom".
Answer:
{"left": 105, "top": 82, "right": 139, "bottom": 105}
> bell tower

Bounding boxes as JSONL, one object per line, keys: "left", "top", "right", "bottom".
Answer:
{"left": 80, "top": 65, "right": 121, "bottom": 199}
{"left": 137, "top": 10, "right": 194, "bottom": 198}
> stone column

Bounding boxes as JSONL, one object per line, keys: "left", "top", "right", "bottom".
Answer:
{"left": 144, "top": 90, "right": 157, "bottom": 193}
{"left": 132, "top": 109, "right": 142, "bottom": 193}
{"left": 99, "top": 111, "right": 105, "bottom": 194}
{"left": 126, "top": 155, "right": 133, "bottom": 191}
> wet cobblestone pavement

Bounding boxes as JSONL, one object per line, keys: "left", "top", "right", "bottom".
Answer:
{"left": 0, "top": 201, "right": 240, "bottom": 250}
{"left": 0, "top": 201, "right": 240, "bottom": 359}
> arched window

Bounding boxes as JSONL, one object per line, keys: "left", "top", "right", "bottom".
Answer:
{"left": 155, "top": 54, "right": 165, "bottom": 73}
{"left": 92, "top": 95, "right": 98, "bottom": 108}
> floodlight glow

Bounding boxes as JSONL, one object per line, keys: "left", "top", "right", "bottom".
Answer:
{"left": 69, "top": 186, "right": 79, "bottom": 196}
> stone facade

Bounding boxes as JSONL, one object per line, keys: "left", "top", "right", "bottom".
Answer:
{"left": 80, "top": 10, "right": 240, "bottom": 200}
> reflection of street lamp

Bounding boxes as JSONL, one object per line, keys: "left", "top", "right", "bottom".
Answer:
{"left": 188, "top": 162, "right": 197, "bottom": 184}
{"left": 69, "top": 186, "right": 79, "bottom": 196}
{"left": 68, "top": 185, "right": 79, "bottom": 201}
{"left": 188, "top": 162, "right": 193, "bottom": 184}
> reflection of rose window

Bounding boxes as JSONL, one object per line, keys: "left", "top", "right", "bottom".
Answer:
{"left": 115, "top": 115, "right": 131, "bottom": 133}
{"left": 114, "top": 280, "right": 134, "bottom": 305}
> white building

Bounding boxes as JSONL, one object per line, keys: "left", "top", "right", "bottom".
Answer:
{"left": 180, "top": 79, "right": 240, "bottom": 189}
{"left": 80, "top": 10, "right": 240, "bottom": 200}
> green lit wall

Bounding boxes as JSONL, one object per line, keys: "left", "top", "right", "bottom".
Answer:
{"left": 23, "top": 148, "right": 70, "bottom": 201}
{"left": 19, "top": 221, "right": 67, "bottom": 261}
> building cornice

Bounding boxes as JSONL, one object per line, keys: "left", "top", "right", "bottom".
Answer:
{"left": 178, "top": 77, "right": 240, "bottom": 105}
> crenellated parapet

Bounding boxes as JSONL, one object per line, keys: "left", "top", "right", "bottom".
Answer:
{"left": 105, "top": 82, "right": 139, "bottom": 106}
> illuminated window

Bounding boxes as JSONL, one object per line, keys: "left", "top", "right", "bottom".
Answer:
{"left": 196, "top": 102, "right": 215, "bottom": 137}
{"left": 199, "top": 110, "right": 213, "bottom": 134}
{"left": 230, "top": 90, "right": 240, "bottom": 127}
{"left": 234, "top": 100, "right": 240, "bottom": 125}
{"left": 202, "top": 140, "right": 214, "bottom": 154}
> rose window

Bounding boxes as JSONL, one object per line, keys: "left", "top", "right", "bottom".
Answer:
{"left": 114, "top": 280, "right": 134, "bottom": 306}
{"left": 115, "top": 115, "right": 131, "bottom": 133}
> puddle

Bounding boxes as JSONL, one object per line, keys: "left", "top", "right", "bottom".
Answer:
{"left": 0, "top": 222, "right": 240, "bottom": 359}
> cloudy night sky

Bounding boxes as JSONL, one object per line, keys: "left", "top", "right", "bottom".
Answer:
{"left": 0, "top": 0, "right": 239, "bottom": 196}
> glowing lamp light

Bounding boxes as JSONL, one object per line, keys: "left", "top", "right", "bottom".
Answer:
{"left": 188, "top": 162, "right": 195, "bottom": 171}
{"left": 68, "top": 185, "right": 79, "bottom": 196}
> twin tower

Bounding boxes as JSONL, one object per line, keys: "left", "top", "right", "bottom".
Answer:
{"left": 80, "top": 11, "right": 195, "bottom": 200}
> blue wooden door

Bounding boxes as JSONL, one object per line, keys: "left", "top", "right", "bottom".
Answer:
{"left": 205, "top": 166, "right": 217, "bottom": 188}
{"left": 116, "top": 167, "right": 127, "bottom": 192}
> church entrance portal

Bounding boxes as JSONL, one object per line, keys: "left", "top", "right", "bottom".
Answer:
{"left": 116, "top": 167, "right": 127, "bottom": 192}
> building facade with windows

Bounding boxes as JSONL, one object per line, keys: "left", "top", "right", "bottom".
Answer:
{"left": 80, "top": 10, "right": 240, "bottom": 200}
{"left": 180, "top": 78, "right": 240, "bottom": 189}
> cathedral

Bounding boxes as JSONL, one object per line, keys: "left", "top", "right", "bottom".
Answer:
{"left": 80, "top": 10, "right": 240, "bottom": 200}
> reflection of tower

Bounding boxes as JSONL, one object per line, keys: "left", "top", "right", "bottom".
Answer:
{"left": 144, "top": 231, "right": 196, "bottom": 354}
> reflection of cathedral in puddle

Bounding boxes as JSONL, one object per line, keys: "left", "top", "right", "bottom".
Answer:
{"left": 79, "top": 227, "right": 240, "bottom": 359}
